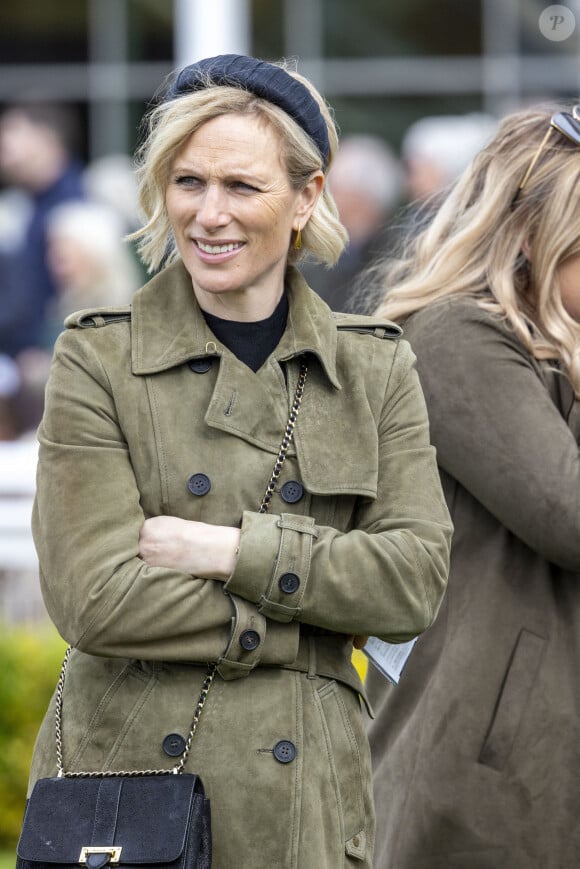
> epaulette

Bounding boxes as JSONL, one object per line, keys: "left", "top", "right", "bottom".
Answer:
{"left": 333, "top": 312, "right": 402, "bottom": 340}
{"left": 65, "top": 306, "right": 132, "bottom": 329}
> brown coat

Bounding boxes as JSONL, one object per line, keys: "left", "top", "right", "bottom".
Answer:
{"left": 367, "top": 297, "right": 580, "bottom": 869}
{"left": 28, "top": 262, "right": 452, "bottom": 869}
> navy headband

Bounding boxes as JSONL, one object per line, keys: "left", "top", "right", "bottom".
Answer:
{"left": 167, "top": 54, "right": 330, "bottom": 169}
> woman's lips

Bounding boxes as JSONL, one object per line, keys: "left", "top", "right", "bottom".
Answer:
{"left": 194, "top": 239, "right": 245, "bottom": 260}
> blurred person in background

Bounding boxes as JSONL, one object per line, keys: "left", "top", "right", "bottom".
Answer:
{"left": 367, "top": 103, "right": 580, "bottom": 868}
{"left": 83, "top": 152, "right": 141, "bottom": 235}
{"left": 15, "top": 200, "right": 142, "bottom": 421}
{"left": 402, "top": 111, "right": 497, "bottom": 209}
{"left": 83, "top": 153, "right": 147, "bottom": 284}
{"left": 301, "top": 134, "right": 403, "bottom": 312}
{"left": 44, "top": 200, "right": 140, "bottom": 339}
{"left": 0, "top": 101, "right": 85, "bottom": 358}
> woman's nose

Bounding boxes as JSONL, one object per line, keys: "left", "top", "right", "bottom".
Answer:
{"left": 196, "top": 184, "right": 228, "bottom": 228}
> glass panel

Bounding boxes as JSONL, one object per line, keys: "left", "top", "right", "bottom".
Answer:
{"left": 0, "top": 0, "right": 88, "bottom": 63}
{"left": 322, "top": 0, "right": 481, "bottom": 58}
{"left": 252, "top": 0, "right": 285, "bottom": 58}
{"left": 127, "top": 0, "right": 173, "bottom": 62}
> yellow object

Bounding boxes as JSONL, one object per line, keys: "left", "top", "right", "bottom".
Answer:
{"left": 352, "top": 648, "right": 368, "bottom": 681}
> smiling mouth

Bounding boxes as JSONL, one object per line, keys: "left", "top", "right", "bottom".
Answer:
{"left": 195, "top": 240, "right": 245, "bottom": 254}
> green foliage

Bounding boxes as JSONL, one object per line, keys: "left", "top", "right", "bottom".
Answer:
{"left": 0, "top": 851, "right": 16, "bottom": 869}
{"left": 0, "top": 621, "right": 66, "bottom": 850}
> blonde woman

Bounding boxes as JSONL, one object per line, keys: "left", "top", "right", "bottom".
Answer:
{"left": 20, "top": 55, "right": 452, "bottom": 868}
{"left": 367, "top": 104, "right": 580, "bottom": 868}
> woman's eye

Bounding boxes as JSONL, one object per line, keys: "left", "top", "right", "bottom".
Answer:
{"left": 175, "top": 175, "right": 202, "bottom": 187}
{"left": 232, "top": 181, "right": 258, "bottom": 192}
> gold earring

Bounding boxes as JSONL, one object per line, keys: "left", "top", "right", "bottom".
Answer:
{"left": 293, "top": 225, "right": 302, "bottom": 250}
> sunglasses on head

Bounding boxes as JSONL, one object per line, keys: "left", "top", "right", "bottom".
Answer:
{"left": 511, "top": 105, "right": 580, "bottom": 207}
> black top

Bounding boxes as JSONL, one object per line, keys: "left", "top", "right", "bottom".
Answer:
{"left": 202, "top": 292, "right": 289, "bottom": 372}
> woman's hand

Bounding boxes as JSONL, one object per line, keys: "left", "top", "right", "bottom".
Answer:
{"left": 139, "top": 516, "right": 241, "bottom": 580}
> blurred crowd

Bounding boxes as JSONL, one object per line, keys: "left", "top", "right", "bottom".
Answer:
{"left": 303, "top": 111, "right": 497, "bottom": 314}
{"left": 0, "top": 102, "right": 143, "bottom": 441}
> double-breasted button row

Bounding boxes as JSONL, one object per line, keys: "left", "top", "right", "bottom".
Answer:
{"left": 186, "top": 475, "right": 305, "bottom": 504}
{"left": 163, "top": 731, "right": 296, "bottom": 764}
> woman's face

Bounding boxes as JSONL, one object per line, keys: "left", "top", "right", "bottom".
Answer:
{"left": 165, "top": 112, "right": 321, "bottom": 318}
{"left": 559, "top": 251, "right": 580, "bottom": 322}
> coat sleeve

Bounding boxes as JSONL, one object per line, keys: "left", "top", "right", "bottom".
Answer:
{"left": 225, "top": 338, "right": 453, "bottom": 641}
{"left": 402, "top": 299, "right": 580, "bottom": 571}
{"left": 32, "top": 327, "right": 298, "bottom": 666}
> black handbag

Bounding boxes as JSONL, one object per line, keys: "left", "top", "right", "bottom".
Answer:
{"left": 16, "top": 357, "right": 309, "bottom": 869}
{"left": 16, "top": 773, "right": 211, "bottom": 869}
{"left": 16, "top": 650, "right": 216, "bottom": 869}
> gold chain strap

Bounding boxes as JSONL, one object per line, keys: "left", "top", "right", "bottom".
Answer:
{"left": 55, "top": 357, "right": 308, "bottom": 778}
{"left": 55, "top": 649, "right": 216, "bottom": 778}
{"left": 259, "top": 359, "right": 308, "bottom": 513}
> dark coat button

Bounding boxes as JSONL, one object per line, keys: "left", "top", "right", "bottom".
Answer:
{"left": 162, "top": 733, "right": 186, "bottom": 757}
{"left": 273, "top": 740, "right": 297, "bottom": 763}
{"left": 187, "top": 473, "right": 211, "bottom": 496}
{"left": 280, "top": 480, "right": 304, "bottom": 503}
{"left": 188, "top": 358, "right": 212, "bottom": 373}
{"left": 279, "top": 572, "right": 300, "bottom": 594}
{"left": 239, "top": 629, "right": 261, "bottom": 651}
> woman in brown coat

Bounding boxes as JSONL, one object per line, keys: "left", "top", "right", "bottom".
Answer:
{"left": 21, "top": 56, "right": 452, "bottom": 868}
{"left": 367, "top": 104, "right": 580, "bottom": 868}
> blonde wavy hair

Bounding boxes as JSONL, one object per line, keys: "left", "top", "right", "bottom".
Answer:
{"left": 129, "top": 63, "right": 347, "bottom": 273}
{"left": 376, "top": 104, "right": 580, "bottom": 393}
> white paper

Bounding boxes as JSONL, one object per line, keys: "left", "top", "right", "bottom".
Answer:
{"left": 363, "top": 635, "right": 418, "bottom": 684}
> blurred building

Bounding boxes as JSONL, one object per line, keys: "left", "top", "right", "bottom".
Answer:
{"left": 0, "top": 1, "right": 578, "bottom": 165}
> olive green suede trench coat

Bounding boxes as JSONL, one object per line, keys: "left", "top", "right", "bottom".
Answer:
{"left": 28, "top": 261, "right": 452, "bottom": 869}
{"left": 367, "top": 297, "right": 580, "bottom": 869}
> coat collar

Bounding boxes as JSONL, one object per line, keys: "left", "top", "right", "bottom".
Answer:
{"left": 131, "top": 260, "right": 340, "bottom": 388}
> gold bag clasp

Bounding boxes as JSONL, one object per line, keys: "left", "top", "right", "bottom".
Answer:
{"left": 79, "top": 846, "right": 122, "bottom": 865}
